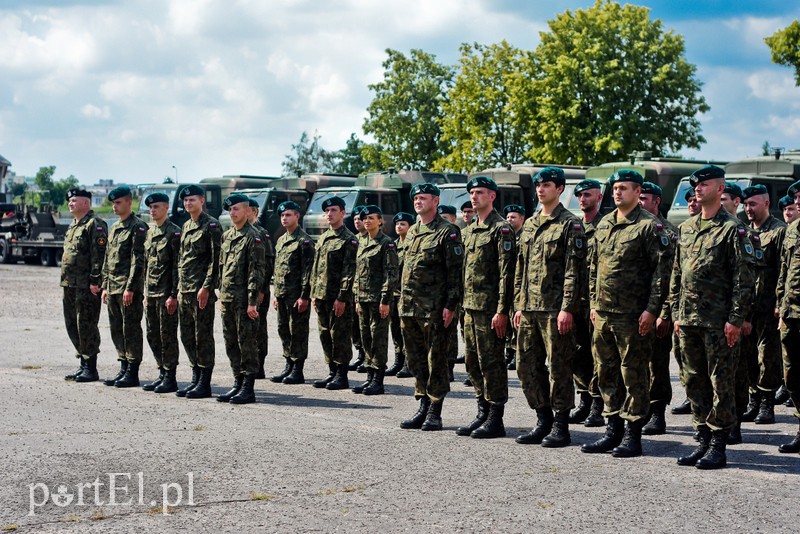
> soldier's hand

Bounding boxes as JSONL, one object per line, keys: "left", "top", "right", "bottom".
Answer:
{"left": 101, "top": 289, "right": 108, "bottom": 304}
{"left": 355, "top": 302, "right": 361, "bottom": 316}
{"left": 197, "top": 288, "right": 210, "bottom": 309}
{"left": 443, "top": 308, "right": 455, "bottom": 329}
{"left": 333, "top": 299, "right": 346, "bottom": 317}
{"left": 725, "top": 322, "right": 741, "bottom": 348}
{"left": 638, "top": 310, "right": 656, "bottom": 336}
{"left": 258, "top": 292, "right": 265, "bottom": 306}
{"left": 742, "top": 321, "right": 752, "bottom": 337}
{"left": 89, "top": 284, "right": 100, "bottom": 296}
{"left": 295, "top": 298, "right": 309, "bottom": 313}
{"left": 557, "top": 311, "right": 573, "bottom": 335}
{"left": 513, "top": 310, "right": 522, "bottom": 330}
{"left": 775, "top": 307, "right": 780, "bottom": 319}
{"left": 247, "top": 304, "right": 259, "bottom": 320}
{"left": 674, "top": 321, "right": 681, "bottom": 336}
{"left": 778, "top": 318, "right": 784, "bottom": 331}
{"left": 379, "top": 303, "right": 389, "bottom": 319}
{"left": 123, "top": 290, "right": 134, "bottom": 307}
{"left": 590, "top": 309, "right": 596, "bottom": 325}
{"left": 272, "top": 298, "right": 278, "bottom": 311}
{"left": 491, "top": 313, "right": 508, "bottom": 339}
{"left": 655, "top": 317, "right": 671, "bottom": 338}
{"left": 166, "top": 296, "right": 177, "bottom": 315}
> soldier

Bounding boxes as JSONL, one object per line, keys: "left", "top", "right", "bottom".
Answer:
{"left": 582, "top": 171, "right": 670, "bottom": 458}
{"left": 216, "top": 194, "right": 266, "bottom": 404}
{"left": 141, "top": 192, "right": 181, "bottom": 393}
{"left": 459, "top": 200, "right": 475, "bottom": 229}
{"left": 455, "top": 177, "right": 515, "bottom": 439}
{"left": 781, "top": 195, "right": 798, "bottom": 224}
{"left": 101, "top": 186, "right": 147, "bottom": 388}
{"left": 513, "top": 168, "right": 585, "bottom": 448}
{"left": 455, "top": 200, "right": 474, "bottom": 367}
{"left": 352, "top": 205, "right": 399, "bottom": 395}
{"left": 248, "top": 199, "right": 276, "bottom": 380}
{"left": 61, "top": 189, "right": 107, "bottom": 383}
{"left": 399, "top": 183, "right": 463, "bottom": 431}
{"left": 671, "top": 165, "right": 755, "bottom": 470}
{"left": 349, "top": 206, "right": 368, "bottom": 373}
{"left": 270, "top": 201, "right": 314, "bottom": 384}
{"left": 310, "top": 196, "right": 358, "bottom": 390}
{"left": 175, "top": 185, "right": 222, "bottom": 398}
{"left": 503, "top": 204, "right": 526, "bottom": 371}
{"left": 438, "top": 204, "right": 461, "bottom": 379}
{"left": 389, "top": 212, "right": 414, "bottom": 378}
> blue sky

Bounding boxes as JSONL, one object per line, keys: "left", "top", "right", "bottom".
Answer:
{"left": 1, "top": 0, "right": 798, "bottom": 185}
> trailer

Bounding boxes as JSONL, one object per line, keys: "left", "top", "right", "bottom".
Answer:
{"left": 0, "top": 202, "right": 67, "bottom": 266}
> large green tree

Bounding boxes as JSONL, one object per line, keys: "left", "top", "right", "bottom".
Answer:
{"left": 34, "top": 165, "right": 56, "bottom": 191}
{"left": 281, "top": 131, "right": 337, "bottom": 176}
{"left": 436, "top": 41, "right": 536, "bottom": 172}
{"left": 528, "top": 0, "right": 709, "bottom": 165}
{"left": 765, "top": 20, "right": 800, "bottom": 85}
{"left": 333, "top": 133, "right": 371, "bottom": 175}
{"left": 363, "top": 49, "right": 454, "bottom": 169}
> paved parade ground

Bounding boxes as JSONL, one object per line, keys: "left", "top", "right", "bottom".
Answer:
{"left": 1, "top": 264, "right": 798, "bottom": 533}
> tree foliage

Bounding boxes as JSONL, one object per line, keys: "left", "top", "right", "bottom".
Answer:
{"left": 281, "top": 131, "right": 337, "bottom": 176}
{"left": 765, "top": 20, "right": 800, "bottom": 85}
{"left": 31, "top": 166, "right": 79, "bottom": 206}
{"left": 332, "top": 133, "right": 371, "bottom": 175}
{"left": 35, "top": 165, "right": 56, "bottom": 191}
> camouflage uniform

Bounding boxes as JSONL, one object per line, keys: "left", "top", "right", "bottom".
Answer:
{"left": 353, "top": 232, "right": 399, "bottom": 369}
{"left": 253, "top": 223, "right": 276, "bottom": 366}
{"left": 462, "top": 210, "right": 516, "bottom": 405}
{"left": 398, "top": 216, "right": 463, "bottom": 402}
{"left": 649, "top": 215, "right": 679, "bottom": 406}
{"left": 178, "top": 212, "right": 222, "bottom": 369}
{"left": 102, "top": 214, "right": 148, "bottom": 363}
{"left": 777, "top": 219, "right": 800, "bottom": 415}
{"left": 144, "top": 219, "right": 181, "bottom": 371}
{"left": 590, "top": 205, "right": 670, "bottom": 421}
{"left": 61, "top": 211, "right": 107, "bottom": 361}
{"left": 515, "top": 204, "right": 585, "bottom": 413}
{"left": 389, "top": 236, "right": 409, "bottom": 360}
{"left": 273, "top": 227, "right": 314, "bottom": 363}
{"left": 573, "top": 211, "right": 604, "bottom": 398}
{"left": 311, "top": 226, "right": 358, "bottom": 366}
{"left": 669, "top": 207, "right": 755, "bottom": 431}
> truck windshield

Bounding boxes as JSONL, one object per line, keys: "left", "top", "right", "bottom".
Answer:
{"left": 307, "top": 190, "right": 358, "bottom": 213}
{"left": 439, "top": 188, "right": 470, "bottom": 212}
{"left": 671, "top": 178, "right": 749, "bottom": 208}
{"left": 138, "top": 187, "right": 177, "bottom": 214}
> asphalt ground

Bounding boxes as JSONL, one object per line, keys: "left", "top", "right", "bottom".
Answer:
{"left": 0, "top": 263, "right": 798, "bottom": 533}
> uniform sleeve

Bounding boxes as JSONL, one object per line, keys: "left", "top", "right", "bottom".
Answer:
{"left": 381, "top": 241, "right": 399, "bottom": 305}
{"left": 495, "top": 224, "right": 516, "bottom": 315}
{"left": 101, "top": 226, "right": 111, "bottom": 291}
{"left": 262, "top": 238, "right": 275, "bottom": 293}
{"left": 443, "top": 225, "right": 464, "bottom": 311}
{"left": 126, "top": 222, "right": 148, "bottom": 292}
{"left": 169, "top": 229, "right": 181, "bottom": 298}
{"left": 247, "top": 235, "right": 266, "bottom": 307}
{"left": 668, "top": 228, "right": 684, "bottom": 322}
{"left": 90, "top": 220, "right": 107, "bottom": 287}
{"left": 588, "top": 227, "right": 599, "bottom": 310}
{"left": 202, "top": 223, "right": 223, "bottom": 292}
{"left": 776, "top": 231, "right": 790, "bottom": 312}
{"left": 336, "top": 237, "right": 358, "bottom": 301}
{"left": 645, "top": 224, "right": 670, "bottom": 317}
{"left": 561, "top": 220, "right": 585, "bottom": 314}
{"left": 728, "top": 225, "right": 756, "bottom": 327}
{"left": 300, "top": 239, "right": 314, "bottom": 300}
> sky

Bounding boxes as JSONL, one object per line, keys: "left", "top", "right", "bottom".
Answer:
{"left": 1, "top": 0, "right": 798, "bottom": 186}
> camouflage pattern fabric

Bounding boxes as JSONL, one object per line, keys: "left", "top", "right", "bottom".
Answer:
{"left": 144, "top": 220, "right": 181, "bottom": 298}
{"left": 273, "top": 227, "right": 314, "bottom": 301}
{"left": 107, "top": 292, "right": 144, "bottom": 363}
{"left": 359, "top": 302, "right": 390, "bottom": 369}
{"left": 178, "top": 292, "right": 216, "bottom": 368}
{"left": 145, "top": 296, "right": 179, "bottom": 370}
{"left": 102, "top": 214, "right": 147, "bottom": 295}
{"left": 177, "top": 212, "right": 222, "bottom": 294}
{"left": 275, "top": 297, "right": 310, "bottom": 362}
{"left": 221, "top": 302, "right": 260, "bottom": 376}
{"left": 401, "top": 316, "right": 451, "bottom": 403}
{"left": 464, "top": 310, "right": 509, "bottom": 405}
{"left": 62, "top": 287, "right": 102, "bottom": 360}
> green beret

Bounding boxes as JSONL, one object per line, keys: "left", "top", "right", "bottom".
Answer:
{"left": 107, "top": 185, "right": 132, "bottom": 201}
{"left": 277, "top": 201, "right": 301, "bottom": 214}
{"left": 361, "top": 204, "right": 382, "bottom": 216}
{"left": 144, "top": 192, "right": 170, "bottom": 206}
{"left": 723, "top": 182, "right": 744, "bottom": 200}
{"left": 609, "top": 169, "right": 644, "bottom": 186}
{"left": 321, "top": 196, "right": 346, "bottom": 210}
{"left": 352, "top": 205, "right": 366, "bottom": 217}
{"left": 503, "top": 204, "right": 524, "bottom": 216}
{"left": 409, "top": 183, "right": 440, "bottom": 198}
{"left": 573, "top": 179, "right": 601, "bottom": 195}
{"left": 393, "top": 212, "right": 414, "bottom": 224}
{"left": 438, "top": 204, "right": 456, "bottom": 216}
{"left": 66, "top": 188, "right": 91, "bottom": 200}
{"left": 641, "top": 181, "right": 663, "bottom": 197}
{"left": 460, "top": 201, "right": 473, "bottom": 211}
{"left": 787, "top": 179, "right": 800, "bottom": 197}
{"left": 466, "top": 175, "right": 498, "bottom": 192}
{"left": 779, "top": 195, "right": 794, "bottom": 210}
{"left": 742, "top": 184, "right": 768, "bottom": 200}
{"left": 684, "top": 187, "right": 696, "bottom": 202}
{"left": 689, "top": 165, "right": 725, "bottom": 187}
{"left": 248, "top": 198, "right": 259, "bottom": 208}
{"left": 534, "top": 167, "right": 565, "bottom": 186}
{"left": 179, "top": 184, "right": 205, "bottom": 199}
{"left": 223, "top": 193, "right": 250, "bottom": 210}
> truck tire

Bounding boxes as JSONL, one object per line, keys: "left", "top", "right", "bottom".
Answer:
{"left": 0, "top": 239, "right": 11, "bottom": 264}
{"left": 40, "top": 248, "right": 56, "bottom": 267}
{"left": 55, "top": 250, "right": 63, "bottom": 267}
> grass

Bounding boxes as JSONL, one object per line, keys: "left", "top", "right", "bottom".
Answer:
{"left": 21, "top": 365, "right": 41, "bottom": 370}
{"left": 90, "top": 512, "right": 106, "bottom": 521}
{"left": 1, "top": 526, "right": 18, "bottom": 532}
{"left": 193, "top": 425, "right": 205, "bottom": 431}
{"left": 249, "top": 493, "right": 274, "bottom": 501}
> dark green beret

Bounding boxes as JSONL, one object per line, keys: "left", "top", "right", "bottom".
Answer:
{"left": 438, "top": 204, "right": 456, "bottom": 216}
{"left": 573, "top": 179, "right": 601, "bottom": 195}
{"left": 223, "top": 193, "right": 250, "bottom": 210}
{"left": 533, "top": 167, "right": 565, "bottom": 186}
{"left": 107, "top": 185, "right": 132, "bottom": 201}
{"left": 460, "top": 201, "right": 473, "bottom": 211}
{"left": 684, "top": 187, "right": 696, "bottom": 202}
{"left": 787, "top": 180, "right": 800, "bottom": 197}
{"left": 248, "top": 198, "right": 259, "bottom": 208}
{"left": 144, "top": 192, "right": 170, "bottom": 206}
{"left": 503, "top": 204, "right": 524, "bottom": 216}
{"left": 361, "top": 204, "right": 382, "bottom": 216}
{"left": 723, "top": 182, "right": 744, "bottom": 200}
{"left": 466, "top": 175, "right": 498, "bottom": 192}
{"left": 742, "top": 184, "right": 768, "bottom": 200}
{"left": 352, "top": 205, "right": 365, "bottom": 217}
{"left": 321, "top": 196, "right": 346, "bottom": 210}
{"left": 689, "top": 165, "right": 725, "bottom": 187}
{"left": 409, "top": 183, "right": 440, "bottom": 198}
{"left": 179, "top": 184, "right": 205, "bottom": 199}
{"left": 609, "top": 169, "right": 644, "bottom": 186}
{"left": 277, "top": 200, "right": 301, "bottom": 214}
{"left": 779, "top": 195, "right": 794, "bottom": 210}
{"left": 641, "top": 181, "right": 663, "bottom": 197}
{"left": 393, "top": 212, "right": 414, "bottom": 224}
{"left": 66, "top": 188, "right": 91, "bottom": 200}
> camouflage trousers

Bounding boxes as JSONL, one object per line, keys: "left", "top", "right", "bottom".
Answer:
{"left": 358, "top": 301, "right": 390, "bottom": 370}
{"left": 316, "top": 299, "right": 353, "bottom": 366}
{"left": 62, "top": 286, "right": 102, "bottom": 360}
{"left": 178, "top": 292, "right": 216, "bottom": 369}
{"left": 220, "top": 301, "right": 259, "bottom": 376}
{"left": 573, "top": 307, "right": 600, "bottom": 397}
{"left": 275, "top": 297, "right": 310, "bottom": 362}
{"left": 516, "top": 311, "right": 575, "bottom": 413}
{"left": 464, "top": 309, "right": 508, "bottom": 405}
{"left": 781, "top": 318, "right": 800, "bottom": 418}
{"left": 733, "top": 343, "right": 748, "bottom": 416}
{"left": 401, "top": 315, "right": 451, "bottom": 403}
{"left": 256, "top": 297, "right": 270, "bottom": 360}
{"left": 389, "top": 301, "right": 404, "bottom": 358}
{"left": 447, "top": 321, "right": 459, "bottom": 363}
{"left": 679, "top": 324, "right": 737, "bottom": 431}
{"left": 107, "top": 292, "right": 144, "bottom": 364}
{"left": 673, "top": 330, "right": 685, "bottom": 384}
{"left": 593, "top": 312, "right": 651, "bottom": 422}
{"left": 650, "top": 329, "right": 673, "bottom": 405}
{"left": 145, "top": 296, "right": 179, "bottom": 371}
{"left": 741, "top": 315, "right": 782, "bottom": 393}
{"left": 352, "top": 303, "right": 362, "bottom": 351}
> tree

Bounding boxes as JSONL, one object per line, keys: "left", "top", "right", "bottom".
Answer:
{"left": 363, "top": 49, "right": 454, "bottom": 169}
{"left": 332, "top": 133, "right": 371, "bottom": 175}
{"left": 527, "top": 0, "right": 709, "bottom": 165}
{"left": 51, "top": 175, "right": 80, "bottom": 207}
{"left": 35, "top": 165, "right": 56, "bottom": 191}
{"left": 281, "top": 131, "right": 337, "bottom": 176}
{"left": 762, "top": 140, "right": 772, "bottom": 156}
{"left": 436, "top": 41, "right": 536, "bottom": 172}
{"left": 765, "top": 20, "right": 800, "bottom": 85}
{"left": 10, "top": 181, "right": 27, "bottom": 199}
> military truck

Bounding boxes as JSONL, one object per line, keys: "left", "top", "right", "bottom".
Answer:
{"left": 0, "top": 198, "right": 68, "bottom": 266}
{"left": 137, "top": 181, "right": 224, "bottom": 227}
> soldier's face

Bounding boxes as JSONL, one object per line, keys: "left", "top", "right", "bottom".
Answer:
{"left": 363, "top": 213, "right": 381, "bottom": 232}
{"left": 694, "top": 179, "right": 723, "bottom": 206}
{"left": 280, "top": 210, "right": 300, "bottom": 228}
{"left": 324, "top": 206, "right": 344, "bottom": 227}
{"left": 249, "top": 207, "right": 259, "bottom": 224}
{"left": 506, "top": 212, "right": 523, "bottom": 231}
{"left": 68, "top": 196, "right": 89, "bottom": 215}
{"left": 784, "top": 203, "right": 799, "bottom": 224}
{"left": 413, "top": 194, "right": 437, "bottom": 217}
{"left": 794, "top": 191, "right": 800, "bottom": 207}
{"left": 638, "top": 193, "right": 660, "bottom": 216}
{"left": 149, "top": 202, "right": 168, "bottom": 222}
{"left": 687, "top": 197, "right": 701, "bottom": 216}
{"left": 112, "top": 196, "right": 132, "bottom": 216}
{"left": 353, "top": 216, "right": 364, "bottom": 231}
{"left": 744, "top": 194, "right": 769, "bottom": 222}
{"left": 441, "top": 213, "right": 457, "bottom": 223}
{"left": 469, "top": 187, "right": 494, "bottom": 211}
{"left": 228, "top": 202, "right": 248, "bottom": 226}
{"left": 720, "top": 193, "right": 739, "bottom": 215}
{"left": 183, "top": 195, "right": 204, "bottom": 215}
{"left": 535, "top": 181, "right": 561, "bottom": 204}
{"left": 612, "top": 182, "right": 639, "bottom": 210}
{"left": 461, "top": 207, "right": 474, "bottom": 221}
{"left": 577, "top": 189, "right": 601, "bottom": 212}
{"left": 395, "top": 221, "right": 410, "bottom": 236}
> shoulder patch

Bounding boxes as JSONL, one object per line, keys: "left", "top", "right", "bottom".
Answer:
{"left": 660, "top": 235, "right": 669, "bottom": 247}
{"left": 210, "top": 223, "right": 218, "bottom": 228}
{"left": 503, "top": 241, "right": 512, "bottom": 251}
{"left": 573, "top": 223, "right": 582, "bottom": 230}
{"left": 138, "top": 226, "right": 146, "bottom": 232}
{"left": 97, "top": 237, "right": 106, "bottom": 246}
{"left": 672, "top": 234, "right": 679, "bottom": 241}
{"left": 738, "top": 227, "right": 746, "bottom": 236}
{"left": 656, "top": 223, "right": 664, "bottom": 230}
{"left": 449, "top": 232, "right": 458, "bottom": 240}
{"left": 387, "top": 242, "right": 396, "bottom": 248}
{"left": 501, "top": 227, "right": 510, "bottom": 235}
{"left": 255, "top": 237, "right": 261, "bottom": 243}
{"left": 755, "top": 249, "right": 763, "bottom": 260}
{"left": 264, "top": 233, "right": 270, "bottom": 239}
{"left": 752, "top": 234, "right": 760, "bottom": 242}
{"left": 303, "top": 239, "right": 311, "bottom": 245}
{"left": 453, "top": 245, "right": 462, "bottom": 256}
{"left": 744, "top": 243, "right": 753, "bottom": 255}
{"left": 175, "top": 232, "right": 181, "bottom": 237}
{"left": 96, "top": 226, "right": 104, "bottom": 232}
{"left": 351, "top": 239, "right": 358, "bottom": 246}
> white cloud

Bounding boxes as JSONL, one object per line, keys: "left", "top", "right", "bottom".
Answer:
{"left": 747, "top": 70, "right": 800, "bottom": 109}
{"left": 80, "top": 104, "right": 111, "bottom": 119}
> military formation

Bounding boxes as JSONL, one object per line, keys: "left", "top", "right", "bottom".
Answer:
{"left": 59, "top": 167, "right": 800, "bottom": 470}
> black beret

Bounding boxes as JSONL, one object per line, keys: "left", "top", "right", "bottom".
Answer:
{"left": 107, "top": 185, "right": 132, "bottom": 201}
{"left": 361, "top": 204, "right": 382, "bottom": 216}
{"left": 787, "top": 179, "right": 800, "bottom": 197}
{"left": 742, "top": 184, "right": 768, "bottom": 200}
{"left": 144, "top": 192, "right": 170, "bottom": 206}
{"left": 503, "top": 204, "right": 525, "bottom": 216}
{"left": 533, "top": 167, "right": 565, "bottom": 186}
{"left": 66, "top": 188, "right": 91, "bottom": 200}
{"left": 321, "top": 196, "right": 346, "bottom": 210}
{"left": 573, "top": 179, "right": 601, "bottom": 195}
{"left": 466, "top": 175, "right": 498, "bottom": 192}
{"left": 641, "top": 181, "right": 663, "bottom": 197}
{"left": 277, "top": 201, "right": 301, "bottom": 214}
{"left": 409, "top": 183, "right": 440, "bottom": 198}
{"left": 248, "top": 198, "right": 259, "bottom": 208}
{"left": 684, "top": 187, "right": 696, "bottom": 202}
{"left": 438, "top": 204, "right": 456, "bottom": 216}
{"left": 223, "top": 193, "right": 250, "bottom": 210}
{"left": 460, "top": 201, "right": 473, "bottom": 211}
{"left": 723, "top": 182, "right": 744, "bottom": 200}
{"left": 608, "top": 169, "right": 644, "bottom": 186}
{"left": 393, "top": 212, "right": 414, "bottom": 224}
{"left": 689, "top": 165, "right": 725, "bottom": 187}
{"left": 179, "top": 184, "right": 205, "bottom": 199}
{"left": 779, "top": 195, "right": 794, "bottom": 210}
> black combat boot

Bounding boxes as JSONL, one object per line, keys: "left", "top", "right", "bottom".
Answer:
{"left": 778, "top": 423, "right": 800, "bottom": 453}
{"left": 677, "top": 426, "right": 711, "bottom": 466}
{"left": 541, "top": 411, "right": 571, "bottom": 448}
{"left": 74, "top": 355, "right": 99, "bottom": 383}
{"left": 463, "top": 377, "right": 472, "bottom": 387}
{"left": 727, "top": 418, "right": 743, "bottom": 445}
{"left": 176, "top": 367, "right": 200, "bottom": 397}
{"left": 515, "top": 408, "right": 554, "bottom": 445}
{"left": 455, "top": 354, "right": 465, "bottom": 364}
{"left": 775, "top": 384, "right": 790, "bottom": 405}
{"left": 505, "top": 348, "right": 516, "bottom": 370}
{"left": 471, "top": 404, "right": 506, "bottom": 439}
{"left": 363, "top": 369, "right": 385, "bottom": 396}
{"left": 386, "top": 352, "right": 404, "bottom": 376}
{"left": 612, "top": 419, "right": 644, "bottom": 458}
{"left": 217, "top": 375, "right": 243, "bottom": 402}
{"left": 581, "top": 415, "right": 624, "bottom": 453}
{"left": 114, "top": 361, "right": 140, "bottom": 388}
{"left": 352, "top": 369, "right": 374, "bottom": 394}
{"left": 256, "top": 353, "right": 267, "bottom": 380}
{"left": 142, "top": 369, "right": 165, "bottom": 391}
{"left": 104, "top": 360, "right": 128, "bottom": 386}
{"left": 154, "top": 369, "right": 178, "bottom": 393}
{"left": 400, "top": 397, "right": 431, "bottom": 429}
{"left": 313, "top": 363, "right": 336, "bottom": 388}
{"left": 396, "top": 361, "right": 413, "bottom": 378}
{"left": 642, "top": 402, "right": 667, "bottom": 435}
{"left": 282, "top": 359, "right": 305, "bottom": 385}
{"left": 754, "top": 391, "right": 776, "bottom": 424}
{"left": 348, "top": 349, "right": 365, "bottom": 371}
{"left": 741, "top": 391, "right": 762, "bottom": 422}
{"left": 456, "top": 397, "right": 490, "bottom": 436}
{"left": 270, "top": 359, "right": 293, "bottom": 383}
{"left": 569, "top": 392, "right": 592, "bottom": 424}
{"left": 230, "top": 375, "right": 256, "bottom": 404}
{"left": 186, "top": 366, "right": 213, "bottom": 398}
{"left": 448, "top": 362, "right": 455, "bottom": 382}
{"left": 421, "top": 400, "right": 443, "bottom": 431}
{"left": 696, "top": 430, "right": 728, "bottom": 470}
{"left": 786, "top": 398, "right": 795, "bottom": 407}
{"left": 65, "top": 357, "right": 86, "bottom": 380}
{"left": 671, "top": 398, "right": 692, "bottom": 415}
{"left": 584, "top": 397, "right": 605, "bottom": 427}
{"left": 326, "top": 364, "right": 349, "bottom": 390}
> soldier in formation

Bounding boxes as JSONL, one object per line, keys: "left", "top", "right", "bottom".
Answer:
{"left": 781, "top": 195, "right": 798, "bottom": 225}
{"left": 349, "top": 206, "right": 368, "bottom": 374}
{"left": 387, "top": 212, "right": 414, "bottom": 377}
{"left": 503, "top": 204, "right": 525, "bottom": 371}
{"left": 249, "top": 199, "right": 276, "bottom": 380}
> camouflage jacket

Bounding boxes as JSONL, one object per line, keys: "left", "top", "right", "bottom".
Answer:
{"left": 579, "top": 210, "right": 605, "bottom": 308}
{"left": 253, "top": 222, "right": 276, "bottom": 296}
{"left": 310, "top": 225, "right": 358, "bottom": 302}
{"left": 274, "top": 227, "right": 314, "bottom": 301}
{"left": 669, "top": 207, "right": 755, "bottom": 328}
{"left": 749, "top": 215, "right": 786, "bottom": 314}
{"left": 398, "top": 215, "right": 463, "bottom": 318}
{"left": 462, "top": 210, "right": 516, "bottom": 315}
{"left": 219, "top": 222, "right": 266, "bottom": 307}
{"left": 392, "top": 237, "right": 409, "bottom": 298}
{"left": 777, "top": 219, "right": 800, "bottom": 319}
{"left": 353, "top": 231, "right": 399, "bottom": 304}
{"left": 515, "top": 203, "right": 585, "bottom": 314}
{"left": 60, "top": 211, "right": 107, "bottom": 288}
{"left": 102, "top": 213, "right": 147, "bottom": 295}
{"left": 656, "top": 214, "right": 680, "bottom": 321}
{"left": 590, "top": 205, "right": 670, "bottom": 317}
{"left": 178, "top": 212, "right": 222, "bottom": 294}
{"left": 144, "top": 219, "right": 181, "bottom": 298}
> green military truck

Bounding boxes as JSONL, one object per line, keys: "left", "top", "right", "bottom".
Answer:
{"left": 137, "top": 181, "right": 224, "bottom": 227}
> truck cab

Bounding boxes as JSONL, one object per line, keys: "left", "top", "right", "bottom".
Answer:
{"left": 137, "top": 182, "right": 223, "bottom": 227}
{"left": 217, "top": 187, "right": 311, "bottom": 243}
